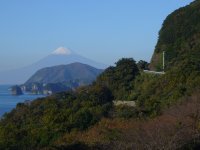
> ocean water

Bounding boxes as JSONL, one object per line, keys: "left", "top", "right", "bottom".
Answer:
{"left": 0, "top": 85, "right": 45, "bottom": 117}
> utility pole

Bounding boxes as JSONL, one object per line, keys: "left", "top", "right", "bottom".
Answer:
{"left": 163, "top": 51, "right": 165, "bottom": 72}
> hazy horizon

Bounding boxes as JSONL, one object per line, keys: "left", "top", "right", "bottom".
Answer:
{"left": 0, "top": 0, "right": 194, "bottom": 72}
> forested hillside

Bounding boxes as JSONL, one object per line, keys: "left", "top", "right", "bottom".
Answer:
{"left": 25, "top": 62, "right": 103, "bottom": 85}
{"left": 1, "top": 0, "right": 200, "bottom": 149}
{"left": 0, "top": 58, "right": 139, "bottom": 149}
{"left": 132, "top": 0, "right": 200, "bottom": 116}
{"left": 150, "top": 0, "right": 200, "bottom": 71}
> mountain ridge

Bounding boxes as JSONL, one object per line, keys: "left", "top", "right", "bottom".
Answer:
{"left": 0, "top": 47, "right": 107, "bottom": 84}
{"left": 25, "top": 62, "right": 103, "bottom": 85}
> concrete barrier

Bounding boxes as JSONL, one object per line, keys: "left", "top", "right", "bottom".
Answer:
{"left": 113, "top": 100, "right": 136, "bottom": 107}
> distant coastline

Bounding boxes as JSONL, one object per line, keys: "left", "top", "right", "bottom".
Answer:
{"left": 0, "top": 85, "right": 45, "bottom": 117}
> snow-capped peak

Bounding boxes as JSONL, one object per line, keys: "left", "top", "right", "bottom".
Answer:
{"left": 52, "top": 47, "right": 72, "bottom": 55}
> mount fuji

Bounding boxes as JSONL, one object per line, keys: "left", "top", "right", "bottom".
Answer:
{"left": 0, "top": 47, "right": 107, "bottom": 84}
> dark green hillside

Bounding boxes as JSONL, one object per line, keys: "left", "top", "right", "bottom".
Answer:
{"left": 0, "top": 85, "right": 113, "bottom": 149}
{"left": 25, "top": 62, "right": 103, "bottom": 85}
{"left": 96, "top": 58, "right": 139, "bottom": 100}
{"left": 1, "top": 1, "right": 200, "bottom": 149}
{"left": 132, "top": 0, "right": 200, "bottom": 116}
{"left": 0, "top": 58, "right": 137, "bottom": 149}
{"left": 150, "top": 0, "right": 200, "bottom": 71}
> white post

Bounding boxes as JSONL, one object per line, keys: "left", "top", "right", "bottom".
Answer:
{"left": 163, "top": 51, "right": 165, "bottom": 72}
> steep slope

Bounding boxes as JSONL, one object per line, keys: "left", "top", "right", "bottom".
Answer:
{"left": 0, "top": 47, "right": 106, "bottom": 84}
{"left": 150, "top": 0, "right": 200, "bottom": 71}
{"left": 25, "top": 62, "right": 103, "bottom": 85}
{"left": 2, "top": 1, "right": 200, "bottom": 150}
{"left": 131, "top": 0, "right": 200, "bottom": 116}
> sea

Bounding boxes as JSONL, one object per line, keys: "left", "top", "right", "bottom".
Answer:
{"left": 0, "top": 85, "right": 45, "bottom": 117}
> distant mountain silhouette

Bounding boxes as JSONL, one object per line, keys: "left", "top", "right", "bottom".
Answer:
{"left": 0, "top": 47, "right": 107, "bottom": 84}
{"left": 25, "top": 62, "right": 103, "bottom": 85}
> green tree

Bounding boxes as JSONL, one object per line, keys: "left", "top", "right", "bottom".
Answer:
{"left": 137, "top": 60, "right": 149, "bottom": 70}
{"left": 96, "top": 58, "right": 139, "bottom": 100}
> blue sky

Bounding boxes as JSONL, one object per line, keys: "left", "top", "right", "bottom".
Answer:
{"left": 0, "top": 0, "right": 194, "bottom": 71}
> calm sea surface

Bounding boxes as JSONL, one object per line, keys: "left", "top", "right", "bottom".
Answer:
{"left": 0, "top": 85, "right": 45, "bottom": 117}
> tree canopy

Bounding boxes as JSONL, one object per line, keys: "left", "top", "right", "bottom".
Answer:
{"left": 96, "top": 58, "right": 139, "bottom": 100}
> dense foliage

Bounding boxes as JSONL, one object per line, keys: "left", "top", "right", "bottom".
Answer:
{"left": 137, "top": 60, "right": 149, "bottom": 70}
{"left": 96, "top": 58, "right": 139, "bottom": 100}
{"left": 132, "top": 0, "right": 200, "bottom": 116}
{"left": 0, "top": 85, "right": 113, "bottom": 149}
{"left": 1, "top": 1, "right": 200, "bottom": 149}
{"left": 0, "top": 58, "right": 138, "bottom": 149}
{"left": 150, "top": 0, "right": 200, "bottom": 71}
{"left": 61, "top": 91, "right": 200, "bottom": 150}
